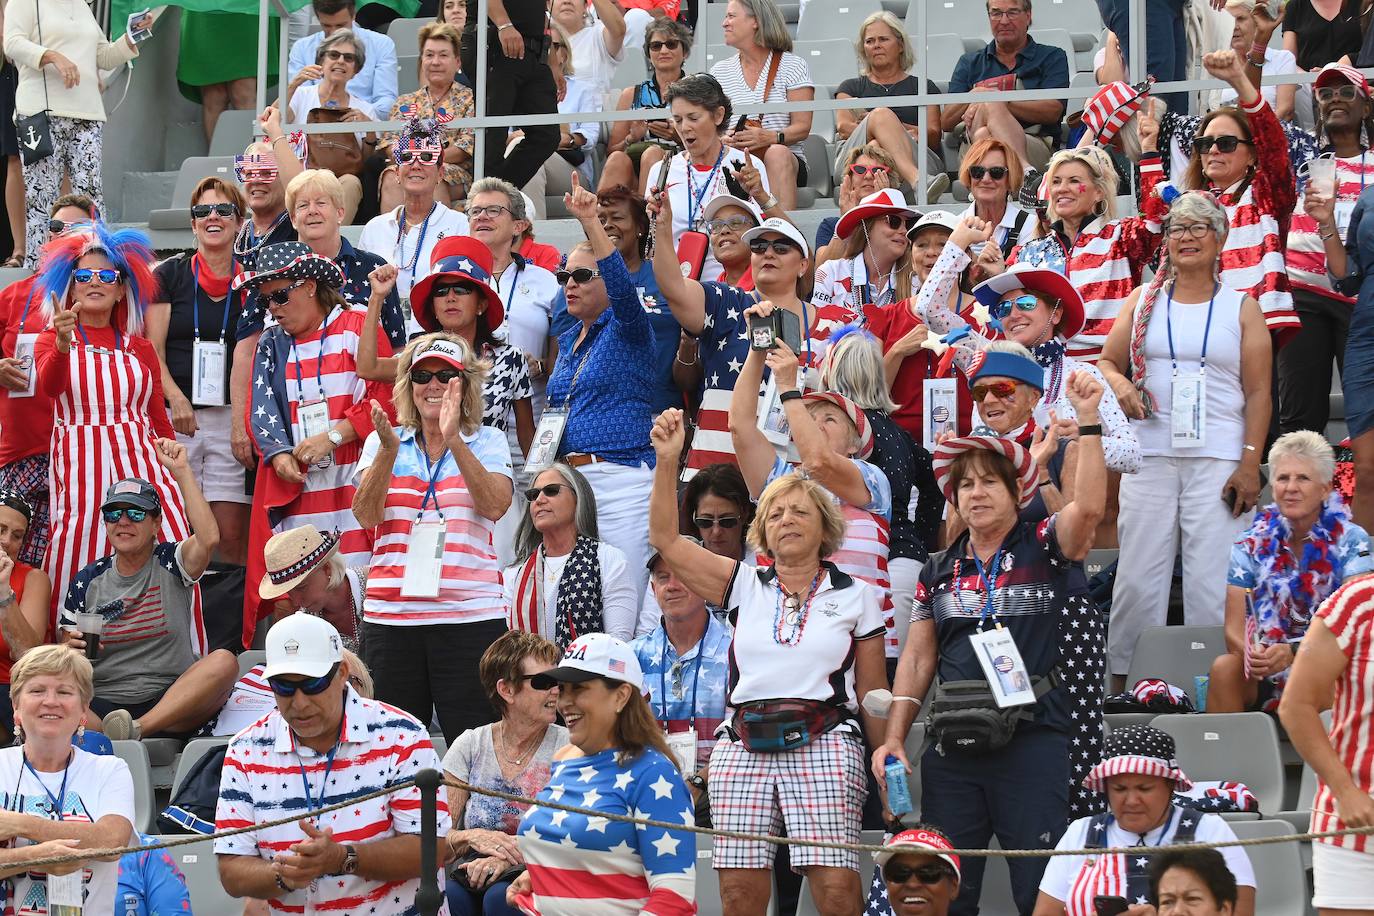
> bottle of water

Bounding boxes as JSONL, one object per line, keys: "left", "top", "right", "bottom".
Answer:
{"left": 885, "top": 754, "right": 913, "bottom": 818}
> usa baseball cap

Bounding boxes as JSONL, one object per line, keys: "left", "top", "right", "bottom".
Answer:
{"left": 263, "top": 611, "right": 344, "bottom": 680}
{"left": 100, "top": 478, "right": 160, "bottom": 514}
{"left": 530, "top": 633, "right": 644, "bottom": 691}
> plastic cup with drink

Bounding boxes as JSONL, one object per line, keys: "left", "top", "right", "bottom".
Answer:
{"left": 69, "top": 613, "right": 105, "bottom": 661}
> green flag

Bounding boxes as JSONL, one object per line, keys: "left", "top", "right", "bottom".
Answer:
{"left": 109, "top": 0, "right": 313, "bottom": 40}
{"left": 359, "top": 0, "right": 423, "bottom": 14}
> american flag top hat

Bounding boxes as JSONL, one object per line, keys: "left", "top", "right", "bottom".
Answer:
{"left": 529, "top": 632, "right": 645, "bottom": 691}
{"left": 410, "top": 235, "right": 505, "bottom": 332}
{"left": 1083, "top": 723, "right": 1193, "bottom": 792}
{"left": 1081, "top": 76, "right": 1155, "bottom": 146}
{"left": 231, "top": 241, "right": 345, "bottom": 292}
{"left": 932, "top": 434, "right": 1038, "bottom": 509}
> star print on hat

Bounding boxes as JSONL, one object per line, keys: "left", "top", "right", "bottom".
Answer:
{"left": 410, "top": 235, "right": 504, "bottom": 332}
{"left": 1082, "top": 724, "right": 1193, "bottom": 792}
{"left": 231, "top": 241, "right": 346, "bottom": 292}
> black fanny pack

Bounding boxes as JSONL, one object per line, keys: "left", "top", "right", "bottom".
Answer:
{"left": 734, "top": 698, "right": 845, "bottom": 753}
{"left": 926, "top": 669, "right": 1060, "bottom": 755}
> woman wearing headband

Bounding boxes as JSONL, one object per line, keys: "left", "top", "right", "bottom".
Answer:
{"left": 0, "top": 492, "right": 50, "bottom": 740}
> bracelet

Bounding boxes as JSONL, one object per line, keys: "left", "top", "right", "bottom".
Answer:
{"left": 1250, "top": 42, "right": 1268, "bottom": 58}
{"left": 890, "top": 696, "right": 922, "bottom": 707}
{"left": 779, "top": 389, "right": 803, "bottom": 403}
{"left": 274, "top": 872, "right": 292, "bottom": 893}
{"left": 675, "top": 353, "right": 699, "bottom": 366}
{"left": 1320, "top": 226, "right": 1338, "bottom": 241}
{"left": 1077, "top": 424, "right": 1103, "bottom": 437}
{"left": 1246, "top": 54, "right": 1266, "bottom": 68}
{"left": 497, "top": 21, "right": 514, "bottom": 30}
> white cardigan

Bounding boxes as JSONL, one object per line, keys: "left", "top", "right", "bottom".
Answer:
{"left": 4, "top": 0, "right": 139, "bottom": 122}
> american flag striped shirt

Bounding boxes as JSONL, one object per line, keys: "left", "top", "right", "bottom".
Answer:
{"left": 1312, "top": 577, "right": 1374, "bottom": 852}
{"left": 1286, "top": 151, "right": 1374, "bottom": 304}
{"left": 214, "top": 688, "right": 451, "bottom": 915}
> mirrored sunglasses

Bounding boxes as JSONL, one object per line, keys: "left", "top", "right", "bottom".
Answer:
{"left": 102, "top": 507, "right": 151, "bottom": 523}
{"left": 990, "top": 294, "right": 1040, "bottom": 320}
{"left": 74, "top": 268, "right": 121, "bottom": 285}
{"left": 970, "top": 380, "right": 1023, "bottom": 402}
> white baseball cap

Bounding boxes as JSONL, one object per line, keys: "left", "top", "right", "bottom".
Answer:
{"left": 530, "top": 633, "right": 644, "bottom": 691}
{"left": 413, "top": 336, "right": 469, "bottom": 372}
{"left": 741, "top": 217, "right": 811, "bottom": 259}
{"left": 701, "top": 193, "right": 763, "bottom": 226}
{"left": 263, "top": 611, "right": 344, "bottom": 680}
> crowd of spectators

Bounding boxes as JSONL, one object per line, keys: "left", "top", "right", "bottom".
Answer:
{"left": 5, "top": 0, "right": 1374, "bottom": 913}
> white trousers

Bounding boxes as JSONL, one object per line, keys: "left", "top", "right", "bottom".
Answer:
{"left": 888, "top": 556, "right": 922, "bottom": 658}
{"left": 579, "top": 460, "right": 654, "bottom": 616}
{"left": 1109, "top": 455, "right": 1249, "bottom": 676}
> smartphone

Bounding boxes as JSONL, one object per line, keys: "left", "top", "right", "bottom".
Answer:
{"left": 732, "top": 114, "right": 749, "bottom": 133}
{"left": 1223, "top": 486, "right": 1239, "bottom": 513}
{"left": 1093, "top": 895, "right": 1131, "bottom": 916}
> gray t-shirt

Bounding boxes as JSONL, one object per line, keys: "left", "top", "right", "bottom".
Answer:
{"left": 442, "top": 723, "right": 568, "bottom": 834}
{"left": 61, "top": 541, "right": 200, "bottom": 703}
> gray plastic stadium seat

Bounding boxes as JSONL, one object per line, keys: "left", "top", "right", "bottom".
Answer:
{"left": 800, "top": 134, "right": 833, "bottom": 198}
{"left": 1031, "top": 0, "right": 1104, "bottom": 52}
{"left": 237, "top": 649, "right": 267, "bottom": 679}
{"left": 388, "top": 17, "right": 432, "bottom": 57}
{"left": 1027, "top": 29, "right": 1081, "bottom": 76}
{"left": 111, "top": 739, "right": 157, "bottom": 834}
{"left": 0, "top": 267, "right": 31, "bottom": 286}
{"left": 916, "top": 33, "right": 969, "bottom": 91}
{"left": 1227, "top": 819, "right": 1307, "bottom": 916}
{"left": 398, "top": 56, "right": 421, "bottom": 96}
{"left": 208, "top": 108, "right": 257, "bottom": 158}
{"left": 918, "top": 0, "right": 992, "bottom": 44}
{"left": 170, "top": 835, "right": 243, "bottom": 916}
{"left": 1124, "top": 625, "right": 1227, "bottom": 707}
{"left": 170, "top": 736, "right": 231, "bottom": 798}
{"left": 796, "top": 0, "right": 883, "bottom": 43}
{"left": 431, "top": 733, "right": 449, "bottom": 762}
{"left": 147, "top": 157, "right": 237, "bottom": 231}
{"left": 791, "top": 39, "right": 858, "bottom": 95}
{"left": 1105, "top": 712, "right": 1157, "bottom": 734}
{"left": 1155, "top": 713, "right": 1285, "bottom": 815}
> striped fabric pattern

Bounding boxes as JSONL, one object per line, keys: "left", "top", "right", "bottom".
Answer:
{"left": 1287, "top": 154, "right": 1374, "bottom": 303}
{"left": 932, "top": 435, "right": 1038, "bottom": 508}
{"left": 214, "top": 689, "right": 450, "bottom": 915}
{"left": 1081, "top": 79, "right": 1150, "bottom": 145}
{"left": 358, "top": 426, "right": 512, "bottom": 626}
{"left": 835, "top": 503, "right": 897, "bottom": 656}
{"left": 1311, "top": 577, "right": 1374, "bottom": 852}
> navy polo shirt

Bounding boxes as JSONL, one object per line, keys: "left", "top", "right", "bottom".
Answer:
{"left": 949, "top": 37, "right": 1070, "bottom": 141}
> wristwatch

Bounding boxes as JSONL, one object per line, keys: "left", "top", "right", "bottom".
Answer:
{"left": 776, "top": 130, "right": 785, "bottom": 146}
{"left": 759, "top": 193, "right": 779, "bottom": 210}
{"left": 686, "top": 774, "right": 707, "bottom": 791}
{"left": 340, "top": 844, "right": 359, "bottom": 875}
{"left": 1077, "top": 424, "right": 1102, "bottom": 437}
{"left": 327, "top": 429, "right": 345, "bottom": 447}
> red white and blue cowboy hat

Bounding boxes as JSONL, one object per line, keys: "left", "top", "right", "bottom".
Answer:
{"left": 409, "top": 235, "right": 504, "bottom": 333}
{"left": 971, "top": 261, "right": 1086, "bottom": 342}
{"left": 932, "top": 434, "right": 1038, "bottom": 508}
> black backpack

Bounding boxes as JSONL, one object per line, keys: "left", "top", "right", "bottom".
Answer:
{"left": 160, "top": 745, "right": 228, "bottom": 834}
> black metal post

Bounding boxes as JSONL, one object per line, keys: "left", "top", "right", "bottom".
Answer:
{"left": 415, "top": 768, "right": 443, "bottom": 916}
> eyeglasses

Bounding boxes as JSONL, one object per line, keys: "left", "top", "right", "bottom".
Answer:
{"left": 556, "top": 267, "right": 603, "bottom": 286}
{"left": 1166, "top": 222, "right": 1213, "bottom": 239}
{"left": 705, "top": 216, "right": 753, "bottom": 234}
{"left": 409, "top": 367, "right": 463, "bottom": 384}
{"left": 883, "top": 214, "right": 917, "bottom": 232}
{"left": 990, "top": 294, "right": 1041, "bottom": 320}
{"left": 848, "top": 164, "right": 889, "bottom": 177}
{"left": 969, "top": 165, "right": 1010, "bottom": 181}
{"left": 693, "top": 514, "right": 741, "bottom": 530}
{"left": 648, "top": 39, "right": 683, "bottom": 51}
{"left": 987, "top": 6, "right": 1028, "bottom": 19}
{"left": 748, "top": 238, "right": 800, "bottom": 256}
{"left": 524, "top": 482, "right": 569, "bottom": 501}
{"left": 1316, "top": 84, "right": 1361, "bottom": 103}
{"left": 102, "top": 506, "right": 152, "bottom": 523}
{"left": 263, "top": 280, "right": 307, "bottom": 305}
{"left": 433, "top": 282, "right": 478, "bottom": 298}
{"left": 883, "top": 863, "right": 954, "bottom": 885}
{"left": 238, "top": 167, "right": 279, "bottom": 184}
{"left": 323, "top": 49, "right": 358, "bottom": 64}
{"left": 970, "top": 380, "right": 1023, "bottom": 402}
{"left": 467, "top": 204, "right": 512, "bottom": 219}
{"left": 74, "top": 268, "right": 121, "bottom": 285}
{"left": 268, "top": 663, "right": 340, "bottom": 697}
{"left": 1193, "top": 135, "right": 1252, "bottom": 155}
{"left": 191, "top": 203, "right": 240, "bottom": 219}
{"left": 398, "top": 149, "right": 442, "bottom": 165}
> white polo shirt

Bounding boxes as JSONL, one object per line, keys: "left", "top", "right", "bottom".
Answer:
{"left": 357, "top": 203, "right": 470, "bottom": 299}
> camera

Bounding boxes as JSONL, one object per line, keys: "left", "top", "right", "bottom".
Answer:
{"left": 747, "top": 309, "right": 802, "bottom": 353}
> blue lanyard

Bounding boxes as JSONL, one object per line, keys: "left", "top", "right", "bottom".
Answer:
{"left": 192, "top": 259, "right": 236, "bottom": 345}
{"left": 17, "top": 286, "right": 36, "bottom": 330}
{"left": 686, "top": 145, "right": 726, "bottom": 230}
{"left": 76, "top": 323, "right": 123, "bottom": 351}
{"left": 970, "top": 549, "right": 1004, "bottom": 629}
{"left": 1164, "top": 282, "right": 1217, "bottom": 376}
{"left": 658, "top": 635, "right": 703, "bottom": 729}
{"left": 497, "top": 260, "right": 523, "bottom": 317}
{"left": 413, "top": 432, "right": 451, "bottom": 516}
{"left": 21, "top": 752, "right": 72, "bottom": 819}
{"left": 290, "top": 322, "right": 329, "bottom": 404}
{"left": 297, "top": 730, "right": 343, "bottom": 811}
{"left": 396, "top": 203, "right": 437, "bottom": 275}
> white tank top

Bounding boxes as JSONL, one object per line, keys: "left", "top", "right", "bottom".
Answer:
{"left": 1135, "top": 284, "right": 1247, "bottom": 460}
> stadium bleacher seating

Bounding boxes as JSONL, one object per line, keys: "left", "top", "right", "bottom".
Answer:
{"left": 1125, "top": 625, "right": 1228, "bottom": 708}
{"left": 147, "top": 157, "right": 238, "bottom": 231}
{"left": 112, "top": 739, "right": 158, "bottom": 835}
{"left": 1228, "top": 819, "right": 1309, "bottom": 916}
{"left": 1155, "top": 713, "right": 1286, "bottom": 816}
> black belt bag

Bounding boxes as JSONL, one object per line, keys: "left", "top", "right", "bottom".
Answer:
{"left": 734, "top": 698, "right": 845, "bottom": 753}
{"left": 926, "top": 669, "right": 1060, "bottom": 756}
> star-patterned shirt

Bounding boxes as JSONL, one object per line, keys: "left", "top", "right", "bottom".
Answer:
{"left": 516, "top": 746, "right": 696, "bottom": 916}
{"left": 214, "top": 687, "right": 451, "bottom": 916}
{"left": 632, "top": 615, "right": 733, "bottom": 770}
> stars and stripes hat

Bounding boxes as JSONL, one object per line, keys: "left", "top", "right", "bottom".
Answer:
{"left": 972, "top": 261, "right": 1086, "bottom": 341}
{"left": 531, "top": 632, "right": 645, "bottom": 691}
{"left": 231, "top": 241, "right": 345, "bottom": 292}
{"left": 100, "top": 478, "right": 161, "bottom": 514}
{"left": 1082, "top": 724, "right": 1193, "bottom": 793}
{"left": 803, "top": 391, "right": 874, "bottom": 460}
{"left": 875, "top": 827, "right": 961, "bottom": 880}
{"left": 410, "top": 235, "right": 505, "bottom": 333}
{"left": 933, "top": 435, "right": 1038, "bottom": 508}
{"left": 835, "top": 188, "right": 917, "bottom": 241}
{"left": 259, "top": 525, "right": 341, "bottom": 600}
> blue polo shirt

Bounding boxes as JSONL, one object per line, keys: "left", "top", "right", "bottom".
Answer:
{"left": 949, "top": 36, "right": 1070, "bottom": 141}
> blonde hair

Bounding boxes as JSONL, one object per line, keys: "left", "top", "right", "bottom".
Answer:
{"left": 748, "top": 474, "right": 847, "bottom": 560}
{"left": 342, "top": 649, "right": 373, "bottom": 698}
{"left": 550, "top": 21, "right": 576, "bottom": 77}
{"left": 392, "top": 332, "right": 489, "bottom": 435}
{"left": 11, "top": 645, "right": 95, "bottom": 707}
{"left": 1044, "top": 146, "right": 1119, "bottom": 224}
{"left": 843, "top": 141, "right": 898, "bottom": 174}
{"left": 856, "top": 11, "right": 913, "bottom": 73}
{"left": 286, "top": 169, "right": 346, "bottom": 214}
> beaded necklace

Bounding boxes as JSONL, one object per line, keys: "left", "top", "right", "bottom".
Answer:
{"left": 773, "top": 569, "right": 823, "bottom": 646}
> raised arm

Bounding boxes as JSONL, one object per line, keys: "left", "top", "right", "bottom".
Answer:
{"left": 1051, "top": 371, "right": 1106, "bottom": 561}
{"left": 154, "top": 438, "right": 220, "bottom": 578}
{"left": 351, "top": 402, "right": 400, "bottom": 530}
{"left": 357, "top": 265, "right": 401, "bottom": 382}
{"left": 590, "top": 0, "right": 627, "bottom": 59}
{"left": 647, "top": 171, "right": 707, "bottom": 334}
{"left": 729, "top": 310, "right": 781, "bottom": 498}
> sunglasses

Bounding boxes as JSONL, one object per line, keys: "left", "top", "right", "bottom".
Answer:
{"left": 556, "top": 267, "right": 602, "bottom": 286}
{"left": 969, "top": 165, "right": 1010, "bottom": 181}
{"left": 524, "top": 482, "right": 568, "bottom": 501}
{"left": 433, "top": 282, "right": 478, "bottom": 299}
{"left": 1193, "top": 135, "right": 1252, "bottom": 155}
{"left": 693, "top": 515, "right": 741, "bottom": 530}
{"left": 323, "top": 49, "right": 358, "bottom": 63}
{"left": 263, "top": 280, "right": 307, "bottom": 305}
{"left": 191, "top": 203, "right": 239, "bottom": 220}
{"left": 268, "top": 663, "right": 340, "bottom": 697}
{"left": 467, "top": 204, "right": 511, "bottom": 219}
{"left": 748, "top": 238, "right": 800, "bottom": 256}
{"left": 883, "top": 863, "right": 954, "bottom": 885}
{"left": 883, "top": 213, "right": 917, "bottom": 232}
{"left": 102, "top": 506, "right": 152, "bottom": 523}
{"left": 648, "top": 39, "right": 683, "bottom": 51}
{"left": 1316, "top": 84, "right": 1361, "bottom": 103}
{"left": 970, "top": 380, "right": 1023, "bottom": 402}
{"left": 848, "top": 164, "right": 889, "bottom": 177}
{"left": 989, "top": 294, "right": 1040, "bottom": 320}
{"left": 48, "top": 219, "right": 83, "bottom": 235}
{"left": 74, "top": 268, "right": 122, "bottom": 285}
{"left": 409, "top": 367, "right": 463, "bottom": 384}
{"left": 705, "top": 216, "right": 753, "bottom": 234}
{"left": 399, "top": 149, "right": 442, "bottom": 166}
{"left": 1165, "top": 222, "right": 1212, "bottom": 239}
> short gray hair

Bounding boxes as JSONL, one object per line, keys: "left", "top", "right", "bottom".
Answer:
{"left": 644, "top": 18, "right": 693, "bottom": 62}
{"left": 819, "top": 328, "right": 898, "bottom": 412}
{"left": 1165, "top": 191, "right": 1230, "bottom": 245}
{"left": 469, "top": 177, "right": 528, "bottom": 221}
{"left": 512, "top": 463, "right": 600, "bottom": 564}
{"left": 664, "top": 74, "right": 733, "bottom": 134}
{"left": 730, "top": 0, "right": 792, "bottom": 52}
{"left": 317, "top": 28, "right": 366, "bottom": 70}
{"left": 1268, "top": 430, "right": 1335, "bottom": 484}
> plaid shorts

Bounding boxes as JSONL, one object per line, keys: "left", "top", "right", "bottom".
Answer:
{"left": 0, "top": 454, "right": 49, "bottom": 568}
{"left": 709, "top": 729, "right": 868, "bottom": 871}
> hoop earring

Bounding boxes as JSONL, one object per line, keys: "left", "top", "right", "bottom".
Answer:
{"left": 1092, "top": 199, "right": 1107, "bottom": 218}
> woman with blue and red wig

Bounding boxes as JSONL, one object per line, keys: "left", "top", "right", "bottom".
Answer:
{"left": 32, "top": 224, "right": 200, "bottom": 642}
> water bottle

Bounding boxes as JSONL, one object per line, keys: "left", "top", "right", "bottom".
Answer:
{"left": 885, "top": 754, "right": 913, "bottom": 818}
